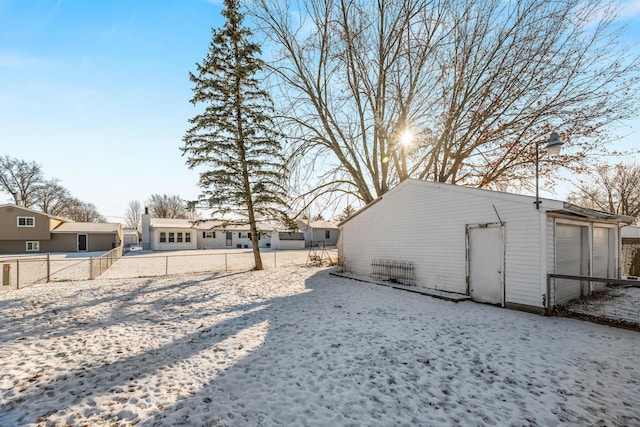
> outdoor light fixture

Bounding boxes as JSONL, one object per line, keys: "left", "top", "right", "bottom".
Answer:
{"left": 534, "top": 131, "right": 563, "bottom": 209}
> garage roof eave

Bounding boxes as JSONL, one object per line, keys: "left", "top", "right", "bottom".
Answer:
{"left": 547, "top": 203, "right": 637, "bottom": 224}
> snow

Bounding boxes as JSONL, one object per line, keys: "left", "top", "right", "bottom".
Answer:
{"left": 0, "top": 264, "right": 639, "bottom": 426}
{"left": 562, "top": 285, "right": 640, "bottom": 328}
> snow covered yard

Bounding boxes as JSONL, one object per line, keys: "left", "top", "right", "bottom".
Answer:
{"left": 561, "top": 284, "right": 640, "bottom": 330}
{"left": 0, "top": 267, "right": 638, "bottom": 426}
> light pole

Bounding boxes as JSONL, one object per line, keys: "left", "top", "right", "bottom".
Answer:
{"left": 534, "top": 131, "right": 563, "bottom": 209}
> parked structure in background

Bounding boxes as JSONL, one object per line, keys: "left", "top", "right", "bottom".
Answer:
{"left": 621, "top": 225, "right": 640, "bottom": 278}
{"left": 338, "top": 180, "right": 635, "bottom": 314}
{"left": 0, "top": 204, "right": 122, "bottom": 254}
{"left": 296, "top": 219, "right": 339, "bottom": 247}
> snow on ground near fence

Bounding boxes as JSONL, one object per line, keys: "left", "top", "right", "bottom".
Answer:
{"left": 0, "top": 267, "right": 638, "bottom": 426}
{"left": 0, "top": 252, "right": 107, "bottom": 293}
{"left": 100, "top": 248, "right": 335, "bottom": 279}
{"left": 564, "top": 285, "right": 640, "bottom": 325}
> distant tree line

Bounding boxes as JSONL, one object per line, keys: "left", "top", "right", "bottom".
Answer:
{"left": 567, "top": 161, "right": 640, "bottom": 220}
{"left": 0, "top": 155, "right": 105, "bottom": 222}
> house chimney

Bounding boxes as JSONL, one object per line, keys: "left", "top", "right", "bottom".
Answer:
{"left": 141, "top": 209, "right": 151, "bottom": 250}
{"left": 16, "top": 199, "right": 24, "bottom": 207}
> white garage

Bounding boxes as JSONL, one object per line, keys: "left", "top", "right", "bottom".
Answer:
{"left": 338, "top": 179, "right": 633, "bottom": 313}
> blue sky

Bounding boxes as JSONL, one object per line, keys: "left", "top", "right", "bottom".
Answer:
{"left": 0, "top": 0, "right": 224, "bottom": 221}
{"left": 0, "top": 0, "right": 639, "bottom": 223}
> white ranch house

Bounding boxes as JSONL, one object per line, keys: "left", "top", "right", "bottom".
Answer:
{"left": 141, "top": 215, "right": 276, "bottom": 251}
{"left": 338, "top": 179, "right": 634, "bottom": 313}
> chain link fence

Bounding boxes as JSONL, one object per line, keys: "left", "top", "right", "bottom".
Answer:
{"left": 1, "top": 248, "right": 338, "bottom": 292}
{"left": 100, "top": 249, "right": 337, "bottom": 279}
{"left": 1, "top": 247, "right": 123, "bottom": 292}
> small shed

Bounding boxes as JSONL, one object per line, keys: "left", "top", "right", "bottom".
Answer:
{"left": 271, "top": 231, "right": 305, "bottom": 250}
{"left": 338, "top": 179, "right": 634, "bottom": 313}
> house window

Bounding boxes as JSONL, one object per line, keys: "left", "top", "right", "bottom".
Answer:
{"left": 325, "top": 230, "right": 331, "bottom": 239}
{"left": 204, "top": 232, "right": 215, "bottom": 238}
{"left": 239, "top": 232, "right": 242, "bottom": 238}
{"left": 160, "top": 232, "right": 166, "bottom": 243}
{"left": 185, "top": 233, "right": 191, "bottom": 243}
{"left": 177, "top": 232, "right": 183, "bottom": 243}
{"left": 169, "top": 232, "right": 175, "bottom": 243}
{"left": 26, "top": 241, "right": 39, "bottom": 251}
{"left": 17, "top": 217, "right": 35, "bottom": 227}
{"left": 248, "top": 232, "right": 251, "bottom": 240}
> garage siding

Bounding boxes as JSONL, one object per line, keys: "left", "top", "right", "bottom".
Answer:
{"left": 341, "top": 180, "right": 546, "bottom": 308}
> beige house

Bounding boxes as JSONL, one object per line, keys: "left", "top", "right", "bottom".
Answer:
{"left": 0, "top": 204, "right": 122, "bottom": 254}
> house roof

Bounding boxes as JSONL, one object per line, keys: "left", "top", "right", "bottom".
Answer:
{"left": 550, "top": 203, "right": 637, "bottom": 223}
{"left": 52, "top": 222, "right": 121, "bottom": 234}
{"left": 150, "top": 218, "right": 197, "bottom": 229}
{"left": 339, "top": 179, "right": 635, "bottom": 226}
{"left": 296, "top": 219, "right": 339, "bottom": 230}
{"left": 0, "top": 204, "right": 68, "bottom": 222}
{"left": 149, "top": 217, "right": 275, "bottom": 231}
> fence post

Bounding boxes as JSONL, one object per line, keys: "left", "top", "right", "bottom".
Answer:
{"left": 16, "top": 259, "right": 20, "bottom": 289}
{"left": 274, "top": 251, "right": 277, "bottom": 269}
{"left": 165, "top": 256, "right": 169, "bottom": 276}
{"left": 47, "top": 253, "right": 51, "bottom": 282}
{"left": 89, "top": 257, "right": 93, "bottom": 280}
{"left": 225, "top": 253, "right": 228, "bottom": 272}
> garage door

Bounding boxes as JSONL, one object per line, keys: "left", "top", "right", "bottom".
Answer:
{"left": 555, "top": 224, "right": 587, "bottom": 304}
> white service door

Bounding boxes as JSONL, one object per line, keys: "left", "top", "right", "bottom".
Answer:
{"left": 469, "top": 226, "right": 504, "bottom": 305}
{"left": 555, "top": 224, "right": 586, "bottom": 304}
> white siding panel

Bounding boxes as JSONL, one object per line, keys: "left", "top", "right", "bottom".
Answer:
{"left": 341, "top": 181, "right": 545, "bottom": 308}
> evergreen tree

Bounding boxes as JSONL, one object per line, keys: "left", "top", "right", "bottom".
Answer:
{"left": 336, "top": 204, "right": 357, "bottom": 223}
{"left": 182, "top": 0, "right": 288, "bottom": 270}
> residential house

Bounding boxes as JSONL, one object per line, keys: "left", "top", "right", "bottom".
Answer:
{"left": 140, "top": 214, "right": 273, "bottom": 251}
{"left": 0, "top": 204, "right": 122, "bottom": 254}
{"left": 296, "top": 219, "right": 339, "bottom": 247}
{"left": 338, "top": 179, "right": 634, "bottom": 313}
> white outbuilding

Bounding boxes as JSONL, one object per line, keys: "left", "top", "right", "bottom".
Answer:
{"left": 338, "top": 179, "right": 634, "bottom": 313}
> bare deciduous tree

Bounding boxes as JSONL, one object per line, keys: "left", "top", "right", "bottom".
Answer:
{"left": 0, "top": 155, "right": 44, "bottom": 207}
{"left": 0, "top": 156, "right": 108, "bottom": 220}
{"left": 567, "top": 162, "right": 640, "bottom": 219}
{"left": 33, "top": 178, "right": 73, "bottom": 217}
{"left": 64, "top": 199, "right": 106, "bottom": 223}
{"left": 125, "top": 200, "right": 143, "bottom": 230}
{"left": 147, "top": 194, "right": 192, "bottom": 219}
{"left": 249, "top": 0, "right": 639, "bottom": 208}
